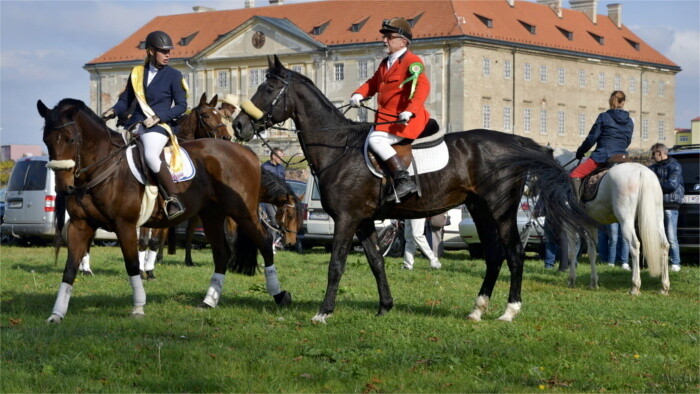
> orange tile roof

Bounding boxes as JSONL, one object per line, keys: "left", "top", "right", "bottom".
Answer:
{"left": 87, "top": 0, "right": 677, "bottom": 69}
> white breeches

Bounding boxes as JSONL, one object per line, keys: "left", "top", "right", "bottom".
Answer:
{"left": 368, "top": 128, "right": 404, "bottom": 161}
{"left": 403, "top": 218, "right": 438, "bottom": 266}
{"left": 140, "top": 130, "right": 169, "bottom": 173}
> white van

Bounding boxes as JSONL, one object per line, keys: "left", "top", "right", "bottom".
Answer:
{"left": 1, "top": 156, "right": 117, "bottom": 245}
{"left": 301, "top": 176, "right": 391, "bottom": 250}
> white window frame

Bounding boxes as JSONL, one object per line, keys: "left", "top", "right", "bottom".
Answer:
{"left": 540, "top": 110, "right": 547, "bottom": 134}
{"left": 504, "top": 60, "right": 512, "bottom": 79}
{"left": 358, "top": 61, "right": 368, "bottom": 80}
{"left": 658, "top": 119, "right": 666, "bottom": 141}
{"left": 524, "top": 63, "right": 531, "bottom": 81}
{"left": 540, "top": 65, "right": 548, "bottom": 83}
{"left": 218, "top": 70, "right": 228, "bottom": 89}
{"left": 557, "top": 111, "right": 565, "bottom": 136}
{"left": 292, "top": 65, "right": 304, "bottom": 75}
{"left": 334, "top": 63, "right": 345, "bottom": 81}
{"left": 579, "top": 70, "right": 586, "bottom": 88}
{"left": 629, "top": 76, "right": 636, "bottom": 93}
{"left": 558, "top": 68, "right": 565, "bottom": 85}
{"left": 578, "top": 113, "right": 586, "bottom": 137}
{"left": 642, "top": 118, "right": 649, "bottom": 140}
{"left": 642, "top": 79, "right": 649, "bottom": 94}
{"left": 503, "top": 106, "right": 512, "bottom": 131}
{"left": 598, "top": 72, "right": 606, "bottom": 90}
{"left": 659, "top": 81, "right": 665, "bottom": 97}
{"left": 483, "top": 58, "right": 491, "bottom": 77}
{"left": 482, "top": 104, "right": 491, "bottom": 128}
{"left": 249, "top": 68, "right": 264, "bottom": 87}
{"left": 523, "top": 108, "right": 531, "bottom": 133}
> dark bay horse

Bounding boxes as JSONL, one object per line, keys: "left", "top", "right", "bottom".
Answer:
{"left": 234, "top": 56, "right": 594, "bottom": 323}
{"left": 38, "top": 98, "right": 291, "bottom": 323}
{"left": 138, "top": 92, "right": 230, "bottom": 277}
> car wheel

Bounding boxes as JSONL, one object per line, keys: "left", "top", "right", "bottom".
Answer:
{"left": 468, "top": 243, "right": 484, "bottom": 259}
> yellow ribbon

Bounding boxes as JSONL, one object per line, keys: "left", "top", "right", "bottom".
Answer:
{"left": 130, "top": 65, "right": 183, "bottom": 172}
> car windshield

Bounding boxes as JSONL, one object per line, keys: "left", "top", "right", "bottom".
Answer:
{"left": 286, "top": 181, "right": 307, "bottom": 197}
{"left": 672, "top": 153, "right": 699, "bottom": 195}
{"left": 7, "top": 161, "right": 47, "bottom": 191}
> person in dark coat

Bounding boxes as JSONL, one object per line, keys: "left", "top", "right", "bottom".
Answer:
{"left": 103, "top": 30, "right": 188, "bottom": 219}
{"left": 570, "top": 91, "right": 634, "bottom": 195}
{"left": 649, "top": 143, "right": 685, "bottom": 271}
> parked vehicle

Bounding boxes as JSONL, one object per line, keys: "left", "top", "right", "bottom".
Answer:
{"left": 668, "top": 144, "right": 699, "bottom": 258}
{"left": 300, "top": 177, "right": 390, "bottom": 250}
{"left": 459, "top": 197, "right": 545, "bottom": 259}
{"left": 0, "top": 188, "right": 6, "bottom": 223}
{"left": 1, "top": 156, "right": 117, "bottom": 245}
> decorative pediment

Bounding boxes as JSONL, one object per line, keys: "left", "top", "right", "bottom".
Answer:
{"left": 196, "top": 16, "right": 326, "bottom": 60}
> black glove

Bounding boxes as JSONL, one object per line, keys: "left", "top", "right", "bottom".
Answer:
{"left": 575, "top": 148, "right": 585, "bottom": 160}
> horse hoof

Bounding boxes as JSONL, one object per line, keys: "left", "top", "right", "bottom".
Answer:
{"left": 311, "top": 313, "right": 331, "bottom": 324}
{"left": 131, "top": 312, "right": 145, "bottom": 319}
{"left": 46, "top": 314, "right": 63, "bottom": 324}
{"left": 146, "top": 271, "right": 156, "bottom": 280}
{"left": 629, "top": 289, "right": 641, "bottom": 296}
{"left": 497, "top": 315, "right": 514, "bottom": 322}
{"left": 80, "top": 270, "right": 94, "bottom": 276}
{"left": 197, "top": 302, "right": 214, "bottom": 309}
{"left": 274, "top": 291, "right": 292, "bottom": 307}
{"left": 659, "top": 289, "right": 669, "bottom": 296}
{"left": 466, "top": 313, "right": 482, "bottom": 322}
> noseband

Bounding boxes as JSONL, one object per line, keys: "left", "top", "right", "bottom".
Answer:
{"left": 243, "top": 72, "right": 290, "bottom": 133}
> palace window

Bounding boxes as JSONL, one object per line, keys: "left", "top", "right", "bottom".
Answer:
{"left": 614, "top": 74, "right": 621, "bottom": 90}
{"left": 503, "top": 106, "right": 512, "bottom": 131}
{"left": 540, "top": 110, "right": 547, "bottom": 134}
{"left": 334, "top": 63, "right": 345, "bottom": 81}
{"left": 482, "top": 104, "right": 491, "bottom": 128}
{"left": 579, "top": 70, "right": 586, "bottom": 88}
{"left": 483, "top": 58, "right": 491, "bottom": 77}
{"left": 524, "top": 63, "right": 531, "bottom": 81}
{"left": 218, "top": 70, "right": 228, "bottom": 89}
{"left": 523, "top": 109, "right": 531, "bottom": 133}
{"left": 558, "top": 68, "right": 565, "bottom": 85}
{"left": 558, "top": 111, "right": 565, "bottom": 136}
{"left": 658, "top": 120, "right": 666, "bottom": 141}
{"left": 641, "top": 118, "right": 649, "bottom": 140}
{"left": 598, "top": 72, "right": 606, "bottom": 90}
{"left": 578, "top": 113, "right": 586, "bottom": 137}
{"left": 358, "top": 61, "right": 368, "bottom": 79}
{"left": 540, "top": 65, "right": 548, "bottom": 83}
{"left": 503, "top": 60, "right": 512, "bottom": 79}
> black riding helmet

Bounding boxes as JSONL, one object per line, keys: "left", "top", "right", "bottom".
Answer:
{"left": 145, "top": 31, "right": 174, "bottom": 50}
{"left": 380, "top": 17, "right": 412, "bottom": 40}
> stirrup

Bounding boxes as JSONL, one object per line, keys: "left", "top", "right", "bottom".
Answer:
{"left": 163, "top": 197, "right": 185, "bottom": 220}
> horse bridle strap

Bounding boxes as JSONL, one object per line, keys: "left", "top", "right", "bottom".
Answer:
{"left": 195, "top": 106, "right": 226, "bottom": 138}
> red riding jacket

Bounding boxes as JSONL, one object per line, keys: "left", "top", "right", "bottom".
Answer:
{"left": 354, "top": 50, "right": 430, "bottom": 139}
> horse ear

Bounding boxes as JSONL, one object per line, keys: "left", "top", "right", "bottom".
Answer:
{"left": 267, "top": 55, "right": 274, "bottom": 70}
{"left": 199, "top": 92, "right": 207, "bottom": 106}
{"left": 37, "top": 100, "right": 49, "bottom": 118}
{"left": 210, "top": 94, "right": 218, "bottom": 107}
{"left": 274, "top": 55, "right": 284, "bottom": 70}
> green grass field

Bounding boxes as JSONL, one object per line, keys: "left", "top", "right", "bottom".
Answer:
{"left": 1, "top": 245, "right": 698, "bottom": 392}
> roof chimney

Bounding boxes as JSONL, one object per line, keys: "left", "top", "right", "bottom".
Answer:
{"left": 269, "top": 0, "right": 284, "bottom": 5}
{"left": 192, "top": 6, "right": 216, "bottom": 13}
{"left": 245, "top": 0, "right": 255, "bottom": 8}
{"left": 607, "top": 3, "right": 622, "bottom": 28}
{"left": 537, "top": 0, "right": 563, "bottom": 18}
{"left": 505, "top": 0, "right": 515, "bottom": 7}
{"left": 570, "top": 0, "right": 598, "bottom": 24}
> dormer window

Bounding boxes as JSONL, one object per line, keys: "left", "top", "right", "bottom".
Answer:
{"left": 519, "top": 20, "right": 536, "bottom": 35}
{"left": 625, "top": 37, "right": 640, "bottom": 50}
{"left": 179, "top": 31, "right": 199, "bottom": 46}
{"left": 589, "top": 32, "right": 605, "bottom": 45}
{"left": 556, "top": 26, "right": 573, "bottom": 40}
{"left": 350, "top": 17, "right": 369, "bottom": 32}
{"left": 475, "top": 14, "right": 493, "bottom": 28}
{"left": 408, "top": 12, "right": 424, "bottom": 27}
{"left": 312, "top": 20, "right": 330, "bottom": 35}
{"left": 138, "top": 41, "right": 146, "bottom": 50}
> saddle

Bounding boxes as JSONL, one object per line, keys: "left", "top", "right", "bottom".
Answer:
{"left": 367, "top": 118, "right": 444, "bottom": 173}
{"left": 580, "top": 154, "right": 632, "bottom": 202}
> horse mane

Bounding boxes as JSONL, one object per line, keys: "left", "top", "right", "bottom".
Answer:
{"left": 260, "top": 170, "right": 303, "bottom": 227}
{"left": 53, "top": 98, "right": 124, "bottom": 139}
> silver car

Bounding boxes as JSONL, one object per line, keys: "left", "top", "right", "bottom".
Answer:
{"left": 459, "top": 197, "right": 545, "bottom": 258}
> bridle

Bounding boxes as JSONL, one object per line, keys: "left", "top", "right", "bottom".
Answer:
{"left": 246, "top": 72, "right": 291, "bottom": 134}
{"left": 194, "top": 106, "right": 228, "bottom": 139}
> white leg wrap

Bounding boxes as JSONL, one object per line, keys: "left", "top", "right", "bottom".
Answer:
{"left": 129, "top": 275, "right": 146, "bottom": 307}
{"left": 264, "top": 265, "right": 282, "bottom": 296}
{"left": 203, "top": 273, "right": 225, "bottom": 308}
{"left": 138, "top": 251, "right": 146, "bottom": 271}
{"left": 51, "top": 282, "right": 73, "bottom": 319}
{"left": 497, "top": 302, "right": 522, "bottom": 322}
{"left": 145, "top": 250, "right": 157, "bottom": 271}
{"left": 467, "top": 295, "right": 489, "bottom": 321}
{"left": 79, "top": 253, "right": 92, "bottom": 273}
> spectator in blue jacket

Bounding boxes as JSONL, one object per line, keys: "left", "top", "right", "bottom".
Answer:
{"left": 649, "top": 143, "right": 685, "bottom": 271}
{"left": 261, "top": 148, "right": 286, "bottom": 250}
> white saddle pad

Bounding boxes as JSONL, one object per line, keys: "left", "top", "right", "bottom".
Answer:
{"left": 363, "top": 138, "right": 449, "bottom": 178}
{"left": 126, "top": 145, "right": 196, "bottom": 184}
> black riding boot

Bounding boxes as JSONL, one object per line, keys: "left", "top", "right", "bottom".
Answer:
{"left": 385, "top": 154, "right": 417, "bottom": 201}
{"left": 155, "top": 162, "right": 186, "bottom": 220}
{"left": 572, "top": 178, "right": 582, "bottom": 201}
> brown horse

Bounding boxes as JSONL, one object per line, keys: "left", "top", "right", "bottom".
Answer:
{"left": 38, "top": 98, "right": 291, "bottom": 323}
{"left": 137, "top": 92, "right": 231, "bottom": 277}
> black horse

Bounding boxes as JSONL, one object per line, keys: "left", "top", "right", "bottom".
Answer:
{"left": 234, "top": 56, "right": 594, "bottom": 323}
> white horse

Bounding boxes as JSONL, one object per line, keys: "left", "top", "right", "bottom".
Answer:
{"left": 554, "top": 149, "right": 670, "bottom": 295}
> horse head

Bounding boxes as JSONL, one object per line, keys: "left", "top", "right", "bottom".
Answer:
{"left": 275, "top": 192, "right": 303, "bottom": 246}
{"left": 37, "top": 98, "right": 101, "bottom": 194}
{"left": 193, "top": 92, "right": 230, "bottom": 140}
{"left": 233, "top": 55, "right": 297, "bottom": 141}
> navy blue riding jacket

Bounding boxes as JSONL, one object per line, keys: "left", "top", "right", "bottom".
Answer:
{"left": 649, "top": 157, "right": 685, "bottom": 209}
{"left": 262, "top": 160, "right": 286, "bottom": 180}
{"left": 576, "top": 109, "right": 634, "bottom": 163}
{"left": 113, "top": 64, "right": 187, "bottom": 135}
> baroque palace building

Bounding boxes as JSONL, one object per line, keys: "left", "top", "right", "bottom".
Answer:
{"left": 85, "top": 0, "right": 679, "bottom": 154}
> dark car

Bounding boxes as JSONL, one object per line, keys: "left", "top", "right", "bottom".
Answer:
{"left": 668, "top": 144, "right": 699, "bottom": 260}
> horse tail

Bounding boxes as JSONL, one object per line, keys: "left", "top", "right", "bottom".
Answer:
{"left": 52, "top": 192, "right": 67, "bottom": 265}
{"left": 226, "top": 217, "right": 260, "bottom": 276}
{"left": 636, "top": 169, "right": 667, "bottom": 278}
{"left": 492, "top": 141, "right": 597, "bottom": 240}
